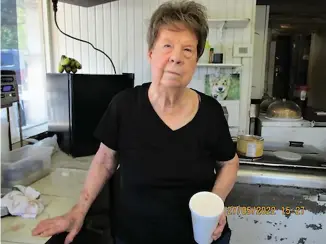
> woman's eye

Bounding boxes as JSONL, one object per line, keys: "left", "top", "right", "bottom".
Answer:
{"left": 164, "top": 44, "right": 171, "bottom": 48}
{"left": 184, "top": 48, "right": 192, "bottom": 52}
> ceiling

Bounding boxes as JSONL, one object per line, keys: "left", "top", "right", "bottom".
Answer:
{"left": 257, "top": 0, "right": 326, "bottom": 33}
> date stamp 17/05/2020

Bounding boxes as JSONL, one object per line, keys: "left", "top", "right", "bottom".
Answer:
{"left": 226, "top": 206, "right": 305, "bottom": 216}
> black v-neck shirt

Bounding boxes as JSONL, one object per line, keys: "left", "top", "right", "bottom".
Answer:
{"left": 94, "top": 82, "right": 235, "bottom": 244}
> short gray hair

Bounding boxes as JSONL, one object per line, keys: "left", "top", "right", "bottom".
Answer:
{"left": 147, "top": 0, "right": 209, "bottom": 60}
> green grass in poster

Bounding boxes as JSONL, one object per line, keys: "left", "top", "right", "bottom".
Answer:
{"left": 205, "top": 73, "right": 240, "bottom": 101}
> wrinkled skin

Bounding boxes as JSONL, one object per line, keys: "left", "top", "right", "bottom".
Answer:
{"left": 32, "top": 205, "right": 85, "bottom": 244}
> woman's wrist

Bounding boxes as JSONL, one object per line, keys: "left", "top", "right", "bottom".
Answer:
{"left": 71, "top": 202, "right": 89, "bottom": 217}
{"left": 211, "top": 189, "right": 226, "bottom": 202}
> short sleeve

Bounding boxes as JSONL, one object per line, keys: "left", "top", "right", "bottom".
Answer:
{"left": 93, "top": 95, "right": 120, "bottom": 151}
{"left": 212, "top": 102, "right": 236, "bottom": 162}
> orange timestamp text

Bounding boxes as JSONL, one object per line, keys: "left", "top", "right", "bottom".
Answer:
{"left": 226, "top": 206, "right": 277, "bottom": 215}
{"left": 226, "top": 206, "right": 305, "bottom": 215}
{"left": 281, "top": 206, "right": 305, "bottom": 215}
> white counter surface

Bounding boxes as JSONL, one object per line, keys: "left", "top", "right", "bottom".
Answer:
{"left": 2, "top": 195, "right": 78, "bottom": 244}
{"left": 2, "top": 150, "right": 326, "bottom": 244}
{"left": 1, "top": 151, "right": 91, "bottom": 244}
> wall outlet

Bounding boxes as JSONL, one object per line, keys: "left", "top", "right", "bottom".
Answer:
{"left": 233, "top": 44, "right": 253, "bottom": 57}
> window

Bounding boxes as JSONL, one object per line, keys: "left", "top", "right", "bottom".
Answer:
{"left": 1, "top": 0, "right": 48, "bottom": 143}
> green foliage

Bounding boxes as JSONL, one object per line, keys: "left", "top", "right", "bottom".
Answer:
{"left": 227, "top": 74, "right": 240, "bottom": 100}
{"left": 1, "top": 0, "right": 27, "bottom": 50}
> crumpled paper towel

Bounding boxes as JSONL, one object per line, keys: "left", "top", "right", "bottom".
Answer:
{"left": 1, "top": 185, "right": 44, "bottom": 218}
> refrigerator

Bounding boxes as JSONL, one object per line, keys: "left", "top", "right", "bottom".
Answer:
{"left": 46, "top": 73, "right": 134, "bottom": 157}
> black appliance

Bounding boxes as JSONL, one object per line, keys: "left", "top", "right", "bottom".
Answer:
{"left": 46, "top": 73, "right": 134, "bottom": 157}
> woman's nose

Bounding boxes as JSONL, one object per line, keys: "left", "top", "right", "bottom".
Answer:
{"left": 169, "top": 48, "right": 184, "bottom": 64}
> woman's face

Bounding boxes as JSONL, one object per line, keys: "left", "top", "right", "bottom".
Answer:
{"left": 148, "top": 23, "right": 198, "bottom": 88}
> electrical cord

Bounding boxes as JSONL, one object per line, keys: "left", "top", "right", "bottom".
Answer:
{"left": 51, "top": 0, "right": 117, "bottom": 74}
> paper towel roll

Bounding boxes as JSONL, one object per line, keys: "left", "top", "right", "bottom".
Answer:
{"left": 1, "top": 120, "right": 10, "bottom": 153}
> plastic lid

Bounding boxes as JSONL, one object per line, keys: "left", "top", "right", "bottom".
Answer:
{"left": 266, "top": 99, "right": 302, "bottom": 120}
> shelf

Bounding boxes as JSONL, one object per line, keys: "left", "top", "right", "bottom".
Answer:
{"left": 207, "top": 18, "right": 250, "bottom": 28}
{"left": 143, "top": 18, "right": 250, "bottom": 29}
{"left": 197, "top": 63, "right": 242, "bottom": 68}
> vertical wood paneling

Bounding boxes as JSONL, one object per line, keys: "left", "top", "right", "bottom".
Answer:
{"left": 50, "top": 0, "right": 256, "bottom": 132}
{"left": 95, "top": 5, "right": 105, "bottom": 74}
{"left": 80, "top": 6, "right": 90, "bottom": 73}
{"left": 119, "top": 0, "right": 127, "bottom": 72}
{"left": 53, "top": 0, "right": 255, "bottom": 81}
{"left": 142, "top": 0, "right": 151, "bottom": 83}
{"left": 64, "top": 4, "right": 73, "bottom": 58}
{"left": 87, "top": 7, "right": 97, "bottom": 74}
{"left": 71, "top": 5, "right": 81, "bottom": 64}
{"left": 111, "top": 1, "right": 120, "bottom": 74}
{"left": 126, "top": 0, "right": 135, "bottom": 74}
{"left": 134, "top": 0, "right": 143, "bottom": 85}
{"left": 56, "top": 2, "right": 66, "bottom": 70}
{"left": 103, "top": 3, "right": 112, "bottom": 74}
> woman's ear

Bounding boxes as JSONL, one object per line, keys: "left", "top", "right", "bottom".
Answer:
{"left": 147, "top": 49, "right": 153, "bottom": 62}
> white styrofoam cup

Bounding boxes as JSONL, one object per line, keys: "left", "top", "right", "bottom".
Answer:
{"left": 189, "top": 191, "right": 224, "bottom": 244}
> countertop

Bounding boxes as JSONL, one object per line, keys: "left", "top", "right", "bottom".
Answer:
{"left": 1, "top": 152, "right": 92, "bottom": 244}
{"left": 2, "top": 150, "right": 326, "bottom": 244}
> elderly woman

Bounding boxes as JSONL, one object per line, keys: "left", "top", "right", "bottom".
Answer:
{"left": 32, "top": 1, "right": 239, "bottom": 244}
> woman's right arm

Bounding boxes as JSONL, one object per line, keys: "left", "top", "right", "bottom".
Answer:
{"left": 76, "top": 142, "right": 117, "bottom": 215}
{"left": 32, "top": 143, "right": 117, "bottom": 243}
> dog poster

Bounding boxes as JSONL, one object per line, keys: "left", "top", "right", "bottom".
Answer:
{"left": 204, "top": 73, "right": 240, "bottom": 101}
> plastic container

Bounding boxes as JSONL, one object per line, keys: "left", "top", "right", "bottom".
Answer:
{"left": 1, "top": 145, "right": 53, "bottom": 190}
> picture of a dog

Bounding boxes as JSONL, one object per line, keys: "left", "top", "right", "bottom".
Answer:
{"left": 210, "top": 76, "right": 231, "bottom": 101}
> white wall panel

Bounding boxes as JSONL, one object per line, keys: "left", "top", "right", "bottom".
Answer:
{"left": 47, "top": 0, "right": 257, "bottom": 133}
{"left": 252, "top": 5, "right": 269, "bottom": 99}
{"left": 103, "top": 3, "right": 112, "bottom": 74}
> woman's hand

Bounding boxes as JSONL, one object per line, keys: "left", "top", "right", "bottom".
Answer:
{"left": 32, "top": 205, "right": 86, "bottom": 244}
{"left": 212, "top": 210, "right": 227, "bottom": 241}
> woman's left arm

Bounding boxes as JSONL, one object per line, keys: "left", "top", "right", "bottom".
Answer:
{"left": 212, "top": 154, "right": 239, "bottom": 201}
{"left": 211, "top": 154, "right": 239, "bottom": 241}
{"left": 210, "top": 102, "right": 240, "bottom": 202}
{"left": 209, "top": 102, "right": 240, "bottom": 240}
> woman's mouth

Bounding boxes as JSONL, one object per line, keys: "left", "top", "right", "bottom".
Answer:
{"left": 165, "top": 71, "right": 181, "bottom": 76}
